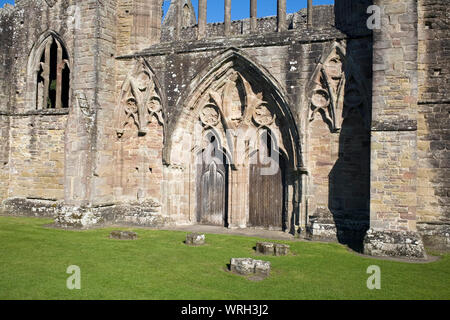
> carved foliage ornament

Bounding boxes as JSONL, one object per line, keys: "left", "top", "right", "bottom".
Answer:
{"left": 309, "top": 47, "right": 366, "bottom": 132}
{"left": 116, "top": 59, "right": 163, "bottom": 138}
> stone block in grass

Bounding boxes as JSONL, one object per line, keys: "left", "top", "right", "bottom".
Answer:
{"left": 256, "top": 242, "right": 290, "bottom": 256}
{"left": 109, "top": 231, "right": 137, "bottom": 240}
{"left": 230, "top": 258, "right": 271, "bottom": 277}
{"left": 185, "top": 233, "right": 206, "bottom": 246}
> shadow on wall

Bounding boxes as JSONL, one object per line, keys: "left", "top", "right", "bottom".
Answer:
{"left": 328, "top": 57, "right": 372, "bottom": 253}
{"left": 328, "top": 115, "right": 370, "bottom": 252}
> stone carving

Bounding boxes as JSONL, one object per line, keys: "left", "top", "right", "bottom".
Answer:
{"left": 45, "top": 0, "right": 57, "bottom": 7}
{"left": 253, "top": 104, "right": 275, "bottom": 126}
{"left": 309, "top": 46, "right": 366, "bottom": 132}
{"left": 199, "top": 104, "right": 221, "bottom": 127}
{"left": 201, "top": 70, "right": 275, "bottom": 130}
{"left": 116, "top": 59, "right": 163, "bottom": 138}
{"left": 75, "top": 91, "right": 92, "bottom": 117}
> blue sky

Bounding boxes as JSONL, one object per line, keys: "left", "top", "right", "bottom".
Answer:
{"left": 1, "top": 1, "right": 334, "bottom": 22}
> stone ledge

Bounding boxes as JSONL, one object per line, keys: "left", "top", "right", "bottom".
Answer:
{"left": 363, "top": 228, "right": 427, "bottom": 259}
{"left": 371, "top": 120, "right": 417, "bottom": 132}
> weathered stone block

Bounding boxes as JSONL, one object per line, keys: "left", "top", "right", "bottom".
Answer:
{"left": 230, "top": 258, "right": 271, "bottom": 277}
{"left": 230, "top": 258, "right": 255, "bottom": 275}
{"left": 256, "top": 242, "right": 275, "bottom": 255}
{"left": 274, "top": 243, "right": 290, "bottom": 256}
{"left": 253, "top": 260, "right": 271, "bottom": 277}
{"left": 256, "top": 242, "right": 290, "bottom": 256}
{"left": 363, "top": 228, "right": 427, "bottom": 259}
{"left": 185, "top": 233, "right": 206, "bottom": 246}
{"left": 109, "top": 230, "right": 138, "bottom": 240}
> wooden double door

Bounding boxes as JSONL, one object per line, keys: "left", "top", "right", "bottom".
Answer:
{"left": 196, "top": 132, "right": 285, "bottom": 230}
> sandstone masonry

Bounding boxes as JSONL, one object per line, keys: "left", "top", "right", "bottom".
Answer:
{"left": 0, "top": 0, "right": 448, "bottom": 258}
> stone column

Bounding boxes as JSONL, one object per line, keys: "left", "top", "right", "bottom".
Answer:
{"left": 198, "top": 0, "right": 207, "bottom": 39}
{"left": 224, "top": 0, "right": 231, "bottom": 36}
{"left": 55, "top": 41, "right": 63, "bottom": 109}
{"left": 250, "top": 0, "right": 257, "bottom": 33}
{"left": 364, "top": 0, "right": 426, "bottom": 259}
{"left": 42, "top": 38, "right": 52, "bottom": 109}
{"left": 307, "top": 0, "right": 313, "bottom": 28}
{"left": 277, "top": 0, "right": 286, "bottom": 32}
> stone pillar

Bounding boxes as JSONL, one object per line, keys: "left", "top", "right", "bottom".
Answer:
{"left": 55, "top": 41, "right": 63, "bottom": 109}
{"left": 277, "top": 0, "right": 286, "bottom": 32}
{"left": 307, "top": 0, "right": 313, "bottom": 28}
{"left": 198, "top": 0, "right": 207, "bottom": 39}
{"left": 250, "top": 0, "right": 257, "bottom": 33}
{"left": 364, "top": 0, "right": 426, "bottom": 259}
{"left": 224, "top": 0, "right": 231, "bottom": 36}
{"left": 42, "top": 38, "right": 52, "bottom": 109}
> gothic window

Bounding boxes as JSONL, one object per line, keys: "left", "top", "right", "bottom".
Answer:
{"left": 34, "top": 35, "right": 70, "bottom": 110}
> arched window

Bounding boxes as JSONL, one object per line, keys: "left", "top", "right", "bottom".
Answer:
{"left": 32, "top": 35, "right": 70, "bottom": 110}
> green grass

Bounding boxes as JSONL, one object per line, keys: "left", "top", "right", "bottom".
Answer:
{"left": 0, "top": 216, "right": 449, "bottom": 300}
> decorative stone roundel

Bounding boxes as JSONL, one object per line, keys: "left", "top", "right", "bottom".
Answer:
{"left": 147, "top": 98, "right": 162, "bottom": 113}
{"left": 311, "top": 88, "right": 330, "bottom": 109}
{"left": 200, "top": 105, "right": 221, "bottom": 127}
{"left": 125, "top": 98, "right": 138, "bottom": 114}
{"left": 253, "top": 104, "right": 274, "bottom": 126}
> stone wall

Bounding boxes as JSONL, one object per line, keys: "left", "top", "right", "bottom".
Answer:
{"left": 0, "top": 0, "right": 77, "bottom": 210}
{"left": 416, "top": 0, "right": 450, "bottom": 249}
{"left": 0, "top": 0, "right": 447, "bottom": 255}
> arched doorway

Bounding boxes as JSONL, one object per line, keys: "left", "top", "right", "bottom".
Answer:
{"left": 165, "top": 49, "right": 301, "bottom": 232}
{"left": 196, "top": 133, "right": 229, "bottom": 226}
{"left": 249, "top": 129, "right": 286, "bottom": 230}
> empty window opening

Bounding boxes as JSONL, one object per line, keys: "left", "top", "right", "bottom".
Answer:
{"left": 35, "top": 36, "right": 70, "bottom": 110}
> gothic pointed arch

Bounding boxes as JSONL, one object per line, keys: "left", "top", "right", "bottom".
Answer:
{"left": 306, "top": 42, "right": 370, "bottom": 132}
{"left": 26, "top": 31, "right": 71, "bottom": 110}
{"left": 166, "top": 48, "right": 301, "bottom": 171}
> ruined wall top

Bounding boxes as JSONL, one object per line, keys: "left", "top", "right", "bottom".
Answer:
{"left": 161, "top": 4, "right": 336, "bottom": 43}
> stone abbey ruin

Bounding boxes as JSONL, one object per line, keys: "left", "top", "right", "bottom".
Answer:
{"left": 0, "top": 0, "right": 448, "bottom": 258}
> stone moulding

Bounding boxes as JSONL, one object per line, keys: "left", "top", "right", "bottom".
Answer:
{"left": 363, "top": 228, "right": 427, "bottom": 259}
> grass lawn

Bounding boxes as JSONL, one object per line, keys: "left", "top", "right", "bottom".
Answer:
{"left": 0, "top": 216, "right": 449, "bottom": 300}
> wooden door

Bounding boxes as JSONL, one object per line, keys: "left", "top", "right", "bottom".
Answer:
{"left": 196, "top": 152, "right": 228, "bottom": 226}
{"left": 249, "top": 132, "right": 285, "bottom": 230}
